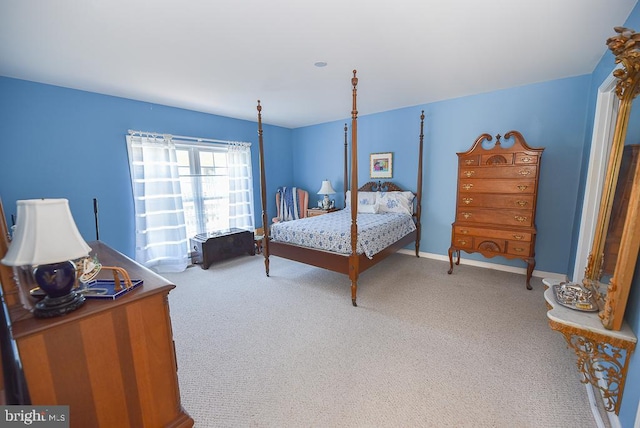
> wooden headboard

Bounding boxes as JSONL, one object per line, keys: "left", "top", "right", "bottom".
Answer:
{"left": 358, "top": 181, "right": 405, "bottom": 192}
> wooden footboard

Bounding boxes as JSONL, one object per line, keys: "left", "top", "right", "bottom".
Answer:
{"left": 268, "top": 240, "right": 350, "bottom": 274}
{"left": 268, "top": 229, "right": 417, "bottom": 277}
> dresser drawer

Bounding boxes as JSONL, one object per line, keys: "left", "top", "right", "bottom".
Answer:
{"left": 452, "top": 234, "right": 474, "bottom": 249}
{"left": 454, "top": 225, "right": 533, "bottom": 242}
{"left": 459, "top": 155, "right": 481, "bottom": 166}
{"left": 458, "top": 179, "right": 536, "bottom": 194}
{"left": 456, "top": 208, "right": 534, "bottom": 227}
{"left": 459, "top": 165, "right": 537, "bottom": 180}
{"left": 506, "top": 240, "right": 532, "bottom": 256}
{"left": 515, "top": 153, "right": 540, "bottom": 165}
{"left": 457, "top": 193, "right": 535, "bottom": 209}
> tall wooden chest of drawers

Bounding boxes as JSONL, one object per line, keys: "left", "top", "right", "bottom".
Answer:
{"left": 447, "top": 131, "right": 544, "bottom": 289}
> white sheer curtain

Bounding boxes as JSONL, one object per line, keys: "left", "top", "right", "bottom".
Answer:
{"left": 126, "top": 134, "right": 189, "bottom": 273}
{"left": 227, "top": 142, "right": 255, "bottom": 230}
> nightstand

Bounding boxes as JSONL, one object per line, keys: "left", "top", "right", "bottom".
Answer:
{"left": 307, "top": 208, "right": 339, "bottom": 217}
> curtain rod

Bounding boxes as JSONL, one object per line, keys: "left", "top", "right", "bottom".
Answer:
{"left": 127, "top": 129, "right": 250, "bottom": 146}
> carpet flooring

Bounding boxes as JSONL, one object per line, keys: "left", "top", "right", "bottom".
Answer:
{"left": 163, "top": 253, "right": 599, "bottom": 427}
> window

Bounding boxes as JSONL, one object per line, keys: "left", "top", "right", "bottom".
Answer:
{"left": 174, "top": 142, "right": 255, "bottom": 240}
{"left": 126, "top": 133, "right": 254, "bottom": 272}
{"left": 177, "top": 144, "right": 238, "bottom": 238}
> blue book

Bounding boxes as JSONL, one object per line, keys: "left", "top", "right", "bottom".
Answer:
{"left": 80, "top": 279, "right": 143, "bottom": 300}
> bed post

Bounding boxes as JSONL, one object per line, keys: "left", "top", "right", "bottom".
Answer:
{"left": 257, "top": 100, "right": 270, "bottom": 276}
{"left": 349, "top": 70, "right": 359, "bottom": 307}
{"left": 343, "top": 123, "right": 348, "bottom": 209}
{"left": 415, "top": 110, "right": 425, "bottom": 257}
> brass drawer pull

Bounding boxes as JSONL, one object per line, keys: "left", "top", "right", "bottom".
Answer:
{"left": 457, "top": 239, "right": 468, "bottom": 246}
{"left": 464, "top": 159, "right": 475, "bottom": 165}
{"left": 462, "top": 197, "right": 473, "bottom": 205}
{"left": 514, "top": 215, "right": 528, "bottom": 223}
{"left": 460, "top": 229, "right": 469, "bottom": 234}
{"left": 519, "top": 169, "right": 531, "bottom": 176}
{"left": 516, "top": 200, "right": 528, "bottom": 207}
{"left": 462, "top": 183, "right": 474, "bottom": 191}
{"left": 464, "top": 170, "right": 475, "bottom": 178}
{"left": 513, "top": 247, "right": 525, "bottom": 252}
{"left": 517, "top": 185, "right": 528, "bottom": 191}
{"left": 520, "top": 156, "right": 533, "bottom": 163}
{"left": 512, "top": 234, "right": 524, "bottom": 240}
{"left": 462, "top": 212, "right": 472, "bottom": 219}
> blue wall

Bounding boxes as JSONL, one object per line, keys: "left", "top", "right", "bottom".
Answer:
{"left": 292, "top": 76, "right": 591, "bottom": 275}
{"left": 0, "top": 77, "right": 293, "bottom": 258}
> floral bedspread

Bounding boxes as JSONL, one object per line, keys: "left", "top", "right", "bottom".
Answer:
{"left": 270, "top": 209, "right": 416, "bottom": 259}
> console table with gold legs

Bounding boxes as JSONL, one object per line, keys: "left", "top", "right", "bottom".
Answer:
{"left": 542, "top": 278, "right": 637, "bottom": 415}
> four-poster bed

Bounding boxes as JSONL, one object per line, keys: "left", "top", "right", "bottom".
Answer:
{"left": 256, "top": 70, "right": 425, "bottom": 306}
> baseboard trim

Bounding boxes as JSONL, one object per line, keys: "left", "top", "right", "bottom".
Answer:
{"left": 590, "top": 379, "right": 623, "bottom": 428}
{"left": 397, "top": 249, "right": 567, "bottom": 281}
{"left": 586, "top": 383, "right": 608, "bottom": 428}
{"left": 596, "top": 379, "right": 623, "bottom": 428}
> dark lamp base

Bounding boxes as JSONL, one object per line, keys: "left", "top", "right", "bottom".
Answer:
{"left": 32, "top": 260, "right": 85, "bottom": 318}
{"left": 34, "top": 291, "right": 85, "bottom": 318}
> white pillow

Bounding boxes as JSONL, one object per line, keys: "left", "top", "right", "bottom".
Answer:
{"left": 376, "top": 191, "right": 414, "bottom": 215}
{"left": 345, "top": 191, "right": 378, "bottom": 209}
{"left": 357, "top": 203, "right": 379, "bottom": 214}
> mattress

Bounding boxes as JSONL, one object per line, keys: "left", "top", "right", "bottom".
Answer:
{"left": 270, "top": 209, "right": 416, "bottom": 258}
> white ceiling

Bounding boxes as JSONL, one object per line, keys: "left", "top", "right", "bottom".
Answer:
{"left": 0, "top": 1, "right": 637, "bottom": 129}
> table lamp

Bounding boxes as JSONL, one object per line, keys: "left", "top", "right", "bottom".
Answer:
{"left": 1, "top": 199, "right": 92, "bottom": 318}
{"left": 317, "top": 180, "right": 336, "bottom": 210}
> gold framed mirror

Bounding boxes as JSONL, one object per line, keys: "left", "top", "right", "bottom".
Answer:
{"left": 584, "top": 26, "right": 640, "bottom": 330}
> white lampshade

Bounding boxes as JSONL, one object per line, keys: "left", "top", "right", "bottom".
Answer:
{"left": 1, "top": 199, "right": 91, "bottom": 267}
{"left": 317, "top": 180, "right": 336, "bottom": 195}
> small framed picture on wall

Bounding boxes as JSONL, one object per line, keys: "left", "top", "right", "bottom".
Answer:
{"left": 370, "top": 152, "right": 393, "bottom": 179}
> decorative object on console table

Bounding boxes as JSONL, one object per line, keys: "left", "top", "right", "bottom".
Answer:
{"left": 1, "top": 199, "right": 91, "bottom": 318}
{"left": 447, "top": 131, "right": 544, "bottom": 290}
{"left": 190, "top": 228, "right": 255, "bottom": 269}
{"left": 317, "top": 180, "right": 336, "bottom": 210}
{"left": 306, "top": 207, "right": 339, "bottom": 217}
{"left": 542, "top": 278, "right": 636, "bottom": 415}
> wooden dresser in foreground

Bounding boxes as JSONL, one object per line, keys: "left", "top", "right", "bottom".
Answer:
{"left": 448, "top": 131, "right": 544, "bottom": 289}
{"left": 5, "top": 241, "right": 193, "bottom": 428}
